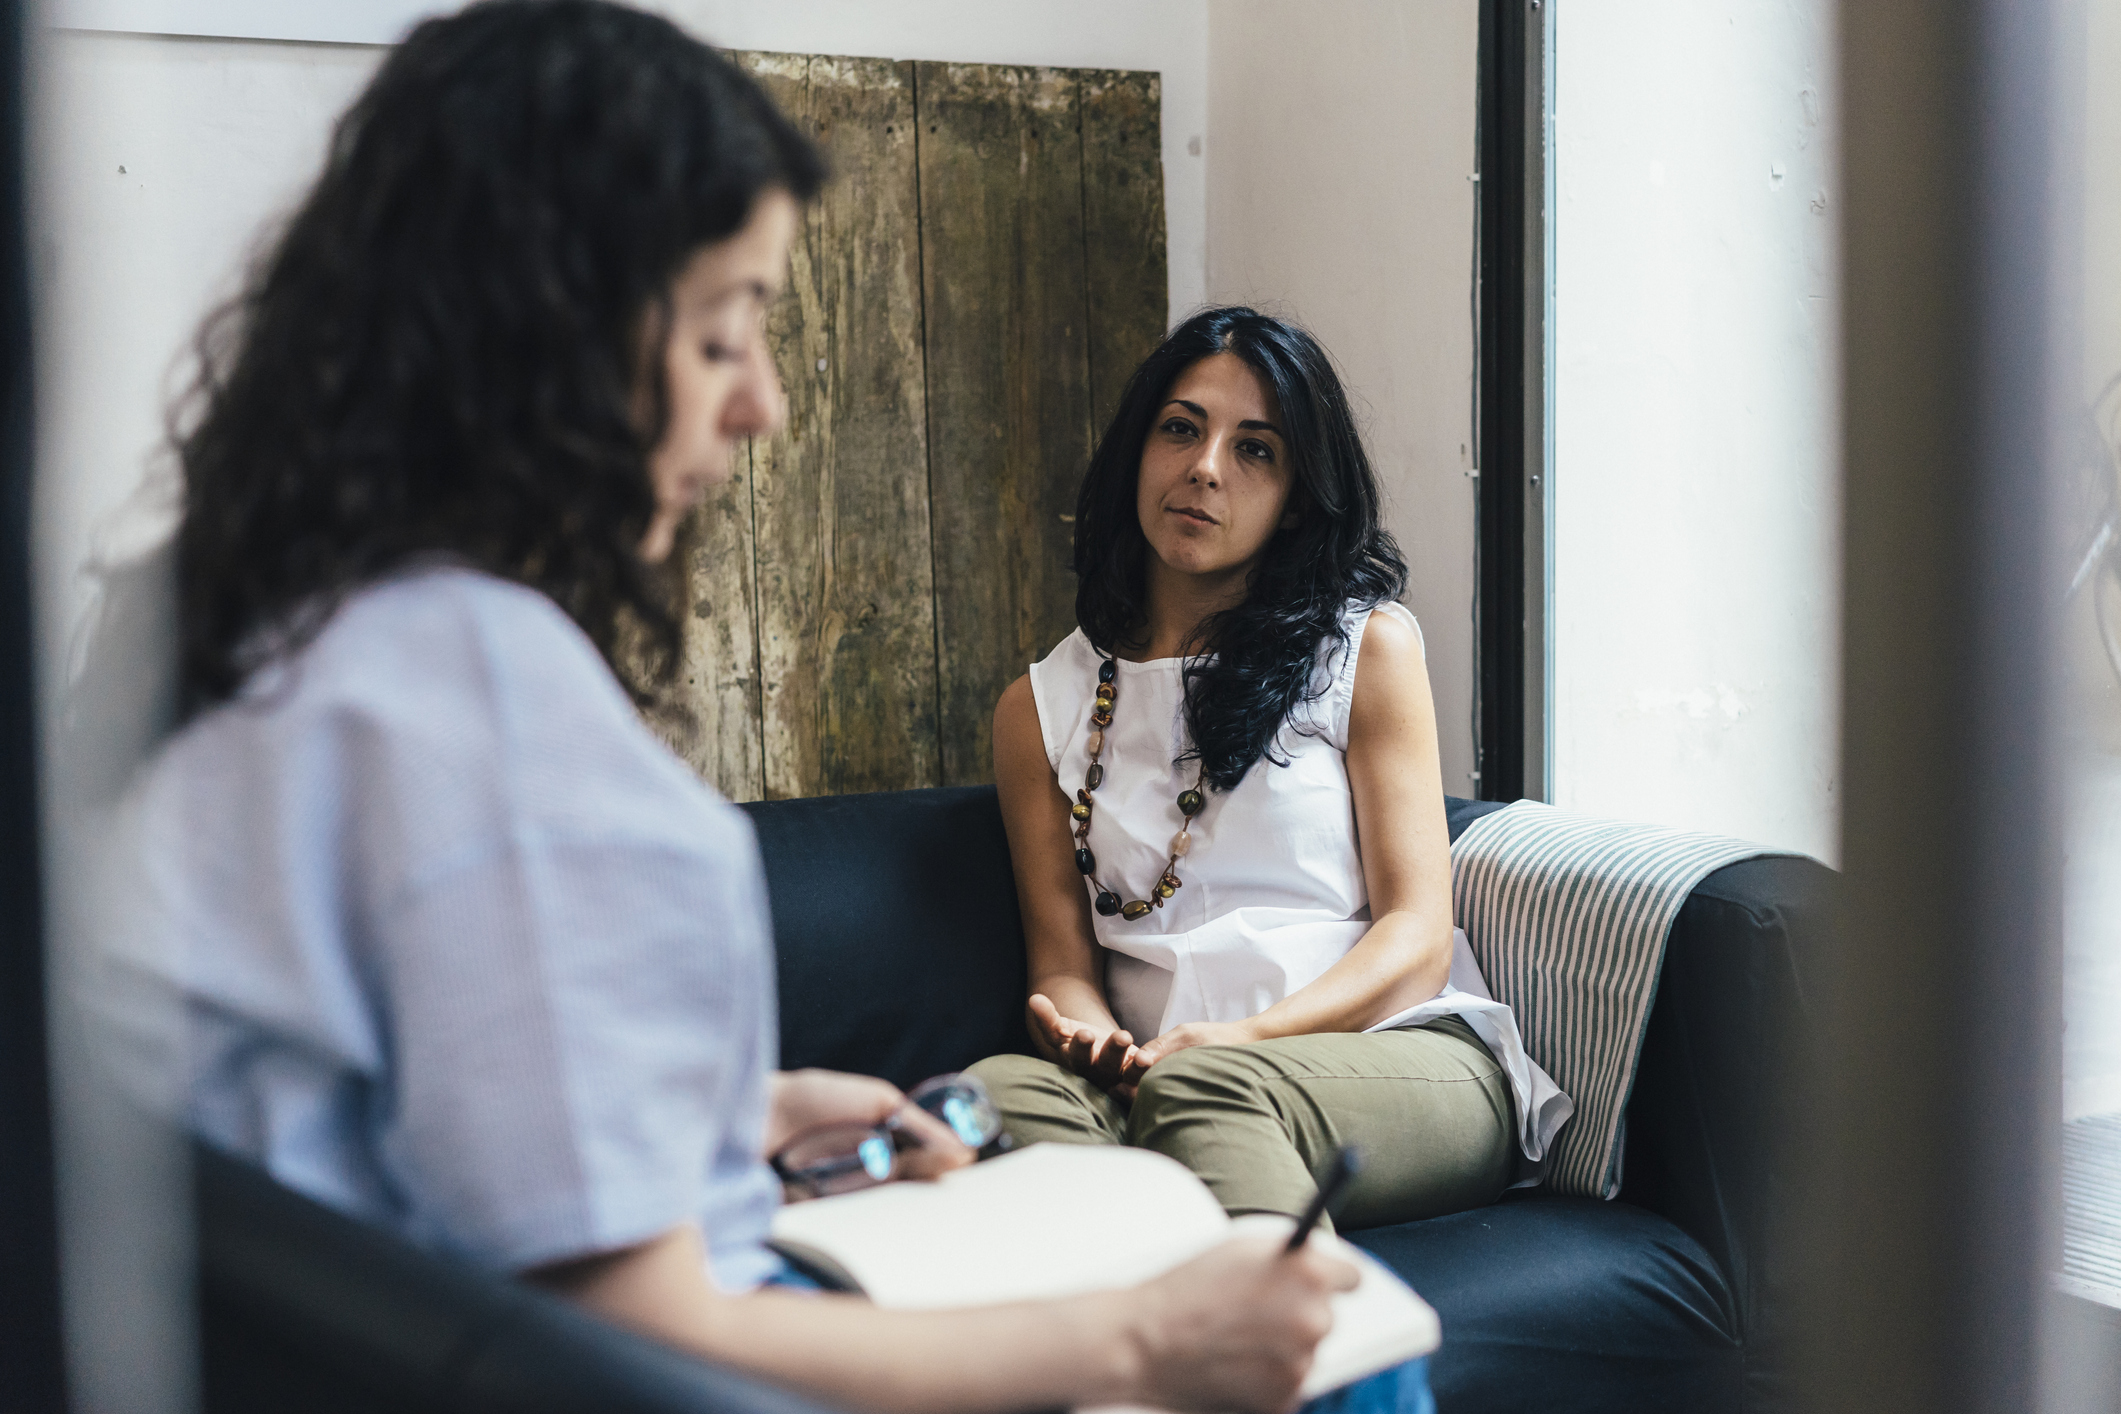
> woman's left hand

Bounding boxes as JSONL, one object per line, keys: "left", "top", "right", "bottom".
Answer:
{"left": 1128, "top": 1020, "right": 1260, "bottom": 1077}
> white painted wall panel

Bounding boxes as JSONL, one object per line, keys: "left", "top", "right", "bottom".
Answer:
{"left": 1204, "top": 1, "right": 1480, "bottom": 796}
{"left": 32, "top": 31, "right": 386, "bottom": 675}
{"left": 1550, "top": 0, "right": 1840, "bottom": 861}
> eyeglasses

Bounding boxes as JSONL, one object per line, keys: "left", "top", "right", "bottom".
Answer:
{"left": 771, "top": 1073, "right": 1008, "bottom": 1198}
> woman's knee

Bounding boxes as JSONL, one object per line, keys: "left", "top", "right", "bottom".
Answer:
{"left": 966, "top": 1051, "right": 1128, "bottom": 1145}
{"left": 1130, "top": 1044, "right": 1272, "bottom": 1129}
{"left": 965, "top": 1052, "right": 1066, "bottom": 1103}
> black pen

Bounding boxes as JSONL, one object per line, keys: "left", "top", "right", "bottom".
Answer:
{"left": 1285, "top": 1145, "right": 1360, "bottom": 1252}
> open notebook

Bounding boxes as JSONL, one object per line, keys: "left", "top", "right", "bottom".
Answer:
{"left": 769, "top": 1143, "right": 1440, "bottom": 1409}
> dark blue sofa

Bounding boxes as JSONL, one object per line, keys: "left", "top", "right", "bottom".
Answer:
{"left": 197, "top": 788, "right": 1832, "bottom": 1414}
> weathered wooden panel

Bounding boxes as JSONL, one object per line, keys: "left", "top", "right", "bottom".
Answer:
{"left": 649, "top": 448, "right": 764, "bottom": 801}
{"left": 740, "top": 52, "right": 940, "bottom": 798}
{"left": 1080, "top": 70, "right": 1170, "bottom": 440}
{"left": 917, "top": 62, "right": 1094, "bottom": 787}
{"left": 655, "top": 52, "right": 1164, "bottom": 801}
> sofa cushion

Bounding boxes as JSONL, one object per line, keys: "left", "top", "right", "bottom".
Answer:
{"left": 1348, "top": 1192, "right": 1742, "bottom": 1413}
{"left": 743, "top": 787, "right": 1033, "bottom": 1090}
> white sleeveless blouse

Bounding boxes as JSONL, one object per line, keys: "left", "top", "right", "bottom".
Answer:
{"left": 1028, "top": 602, "right": 1573, "bottom": 1170}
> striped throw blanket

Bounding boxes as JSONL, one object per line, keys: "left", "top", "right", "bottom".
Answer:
{"left": 1451, "top": 802, "right": 1789, "bottom": 1198}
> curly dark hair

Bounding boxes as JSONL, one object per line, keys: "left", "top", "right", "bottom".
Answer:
{"left": 1073, "top": 306, "right": 1409, "bottom": 792}
{"left": 171, "top": 0, "right": 823, "bottom": 713}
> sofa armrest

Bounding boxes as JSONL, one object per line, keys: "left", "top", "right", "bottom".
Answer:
{"left": 1616, "top": 854, "right": 1836, "bottom": 1412}
{"left": 1446, "top": 795, "right": 1831, "bottom": 1411}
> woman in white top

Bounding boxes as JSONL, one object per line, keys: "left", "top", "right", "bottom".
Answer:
{"left": 122, "top": 7, "right": 1364, "bottom": 1412}
{"left": 972, "top": 308, "right": 1569, "bottom": 1231}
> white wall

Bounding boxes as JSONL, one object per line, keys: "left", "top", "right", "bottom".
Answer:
{"left": 1550, "top": 0, "right": 1840, "bottom": 860}
{"left": 1204, "top": 1, "right": 1480, "bottom": 795}
{"left": 32, "top": 31, "right": 386, "bottom": 677}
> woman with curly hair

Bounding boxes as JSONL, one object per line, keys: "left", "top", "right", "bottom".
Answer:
{"left": 120, "top": 5, "right": 1374, "bottom": 1410}
{"left": 970, "top": 309, "right": 1570, "bottom": 1232}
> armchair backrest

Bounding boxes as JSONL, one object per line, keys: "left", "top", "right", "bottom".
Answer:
{"left": 195, "top": 1143, "right": 837, "bottom": 1413}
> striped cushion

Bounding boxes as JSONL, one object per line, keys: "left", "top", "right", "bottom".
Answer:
{"left": 1450, "top": 802, "right": 1789, "bottom": 1198}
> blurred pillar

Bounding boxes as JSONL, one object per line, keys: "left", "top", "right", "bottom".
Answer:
{"left": 1820, "top": 2, "right": 2065, "bottom": 1412}
{"left": 0, "top": 0, "right": 70, "bottom": 1404}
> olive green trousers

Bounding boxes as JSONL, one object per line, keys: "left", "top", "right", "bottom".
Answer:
{"left": 965, "top": 1017, "right": 1515, "bottom": 1232}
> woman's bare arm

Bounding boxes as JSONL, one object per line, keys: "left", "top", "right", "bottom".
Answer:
{"left": 1132, "top": 611, "right": 1454, "bottom": 1065}
{"left": 993, "top": 675, "right": 1138, "bottom": 1080}
{"left": 531, "top": 1221, "right": 1355, "bottom": 1414}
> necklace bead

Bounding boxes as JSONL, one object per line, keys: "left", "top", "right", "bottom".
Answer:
{"left": 1098, "top": 659, "right": 1117, "bottom": 683}
{"left": 1087, "top": 730, "right": 1104, "bottom": 756}
{"left": 1085, "top": 763, "right": 1103, "bottom": 790}
{"left": 1171, "top": 830, "right": 1191, "bottom": 856}
{"left": 1177, "top": 788, "right": 1205, "bottom": 818}
{"left": 1075, "top": 847, "right": 1096, "bottom": 874}
{"left": 1120, "top": 900, "right": 1153, "bottom": 921}
{"left": 1095, "top": 890, "right": 1121, "bottom": 916}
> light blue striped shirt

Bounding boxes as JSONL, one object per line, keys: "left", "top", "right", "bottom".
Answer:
{"left": 118, "top": 566, "right": 783, "bottom": 1288}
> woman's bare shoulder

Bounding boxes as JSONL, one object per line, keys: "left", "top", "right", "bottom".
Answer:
{"left": 1349, "top": 605, "right": 1435, "bottom": 732}
{"left": 995, "top": 671, "right": 1036, "bottom": 726}
{"left": 992, "top": 673, "right": 1048, "bottom": 780}
{"left": 1358, "top": 604, "right": 1421, "bottom": 659}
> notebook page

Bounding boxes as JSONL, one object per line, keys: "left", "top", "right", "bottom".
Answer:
{"left": 768, "top": 1146, "right": 1440, "bottom": 1405}
{"left": 769, "top": 1144, "right": 1232, "bottom": 1308}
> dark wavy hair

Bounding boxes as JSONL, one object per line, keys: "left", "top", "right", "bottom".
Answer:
{"left": 171, "top": 0, "right": 823, "bottom": 713}
{"left": 1073, "top": 307, "right": 1409, "bottom": 791}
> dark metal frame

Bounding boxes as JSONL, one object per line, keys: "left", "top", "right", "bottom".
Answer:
{"left": 0, "top": 0, "right": 69, "bottom": 1407}
{"left": 1474, "top": 0, "right": 1544, "bottom": 803}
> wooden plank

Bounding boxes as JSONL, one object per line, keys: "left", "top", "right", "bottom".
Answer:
{"left": 740, "top": 52, "right": 940, "bottom": 799}
{"left": 917, "top": 61, "right": 1094, "bottom": 787}
{"left": 1080, "top": 69, "right": 1170, "bottom": 440}
{"left": 645, "top": 447, "right": 765, "bottom": 802}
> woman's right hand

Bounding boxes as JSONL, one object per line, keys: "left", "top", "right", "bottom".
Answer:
{"left": 1127, "top": 1233, "right": 1359, "bottom": 1413}
{"left": 1028, "top": 993, "right": 1141, "bottom": 1094}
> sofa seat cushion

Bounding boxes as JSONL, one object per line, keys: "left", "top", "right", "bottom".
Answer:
{"left": 1348, "top": 1192, "right": 1741, "bottom": 1413}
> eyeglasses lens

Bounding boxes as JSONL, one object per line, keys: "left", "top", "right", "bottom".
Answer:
{"left": 909, "top": 1074, "right": 1002, "bottom": 1149}
{"left": 856, "top": 1132, "right": 895, "bottom": 1181}
{"left": 779, "top": 1122, "right": 902, "bottom": 1196}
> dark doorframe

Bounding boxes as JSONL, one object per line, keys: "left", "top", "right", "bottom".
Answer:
{"left": 1474, "top": 0, "right": 1547, "bottom": 804}
{"left": 0, "top": 0, "right": 70, "bottom": 1408}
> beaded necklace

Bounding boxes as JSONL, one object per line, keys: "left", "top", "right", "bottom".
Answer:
{"left": 1070, "top": 656, "right": 1207, "bottom": 921}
